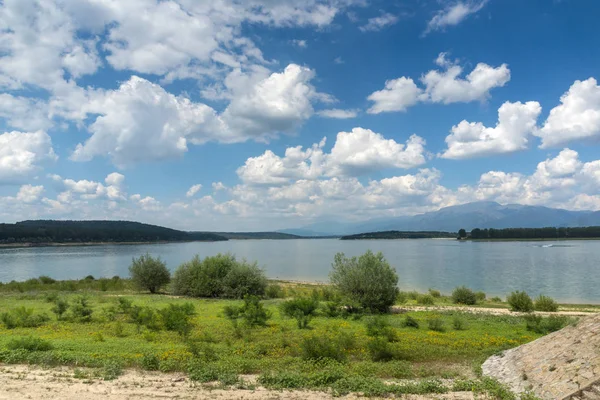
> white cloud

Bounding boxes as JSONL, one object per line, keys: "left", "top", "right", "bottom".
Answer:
{"left": 0, "top": 131, "right": 57, "bottom": 183}
{"left": 291, "top": 39, "right": 307, "bottom": 48}
{"left": 131, "top": 194, "right": 162, "bottom": 211}
{"left": 440, "top": 101, "right": 542, "bottom": 159}
{"left": 55, "top": 172, "right": 127, "bottom": 201}
{"left": 186, "top": 184, "right": 203, "bottom": 198}
{"left": 0, "top": 95, "right": 51, "bottom": 131}
{"left": 212, "top": 182, "right": 227, "bottom": 191}
{"left": 424, "top": 0, "right": 488, "bottom": 35}
{"left": 334, "top": 57, "right": 344, "bottom": 64}
{"left": 536, "top": 78, "right": 600, "bottom": 148}
{"left": 367, "top": 77, "right": 422, "bottom": 113}
{"left": 317, "top": 108, "right": 359, "bottom": 119}
{"left": 367, "top": 54, "right": 510, "bottom": 113}
{"left": 16, "top": 185, "right": 44, "bottom": 203}
{"left": 359, "top": 13, "right": 398, "bottom": 32}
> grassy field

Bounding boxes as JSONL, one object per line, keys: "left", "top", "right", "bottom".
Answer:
{"left": 0, "top": 277, "right": 583, "bottom": 399}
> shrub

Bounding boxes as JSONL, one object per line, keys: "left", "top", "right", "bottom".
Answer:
{"left": 224, "top": 296, "right": 271, "bottom": 329}
{"left": 451, "top": 286, "right": 477, "bottom": 305}
{"left": 396, "top": 291, "right": 408, "bottom": 304}
{"left": 329, "top": 250, "right": 399, "bottom": 313}
{"left": 280, "top": 297, "right": 319, "bottom": 329}
{"left": 300, "top": 333, "right": 352, "bottom": 362}
{"left": 159, "top": 303, "right": 195, "bottom": 337}
{"left": 38, "top": 276, "right": 56, "bottom": 285}
{"left": 534, "top": 295, "right": 558, "bottom": 312}
{"left": 51, "top": 298, "right": 69, "bottom": 320}
{"left": 322, "top": 301, "right": 342, "bottom": 318}
{"left": 365, "top": 316, "right": 397, "bottom": 342}
{"left": 141, "top": 354, "right": 160, "bottom": 371}
{"left": 7, "top": 337, "right": 53, "bottom": 352}
{"left": 101, "top": 360, "right": 123, "bottom": 381}
{"left": 1, "top": 307, "right": 50, "bottom": 329}
{"left": 265, "top": 284, "right": 285, "bottom": 299}
{"left": 507, "top": 291, "right": 534, "bottom": 312}
{"left": 172, "top": 254, "right": 267, "bottom": 298}
{"left": 428, "top": 289, "right": 441, "bottom": 298}
{"left": 129, "top": 254, "right": 170, "bottom": 294}
{"left": 490, "top": 296, "right": 503, "bottom": 303}
{"left": 367, "top": 337, "right": 395, "bottom": 362}
{"left": 452, "top": 316, "right": 468, "bottom": 331}
{"left": 129, "top": 306, "right": 162, "bottom": 332}
{"left": 43, "top": 292, "right": 59, "bottom": 303}
{"left": 475, "top": 291, "right": 486, "bottom": 302}
{"left": 70, "top": 296, "right": 93, "bottom": 322}
{"left": 525, "top": 315, "right": 571, "bottom": 334}
{"left": 427, "top": 318, "right": 445, "bottom": 332}
{"left": 402, "top": 315, "right": 419, "bottom": 329}
{"left": 417, "top": 294, "right": 435, "bottom": 305}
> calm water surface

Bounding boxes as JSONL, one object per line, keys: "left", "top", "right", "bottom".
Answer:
{"left": 0, "top": 239, "right": 598, "bottom": 304}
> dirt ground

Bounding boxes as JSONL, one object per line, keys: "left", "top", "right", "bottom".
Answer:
{"left": 0, "top": 364, "right": 479, "bottom": 400}
{"left": 393, "top": 305, "right": 597, "bottom": 317}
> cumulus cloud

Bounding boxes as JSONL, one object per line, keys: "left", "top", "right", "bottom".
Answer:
{"left": 440, "top": 101, "right": 542, "bottom": 159}
{"left": 16, "top": 185, "right": 44, "bottom": 203}
{"left": 317, "top": 109, "right": 359, "bottom": 119}
{"left": 237, "top": 128, "right": 427, "bottom": 185}
{"left": 131, "top": 194, "right": 162, "bottom": 211}
{"left": 535, "top": 78, "right": 600, "bottom": 148}
{"left": 359, "top": 13, "right": 398, "bottom": 32}
{"left": 0, "top": 131, "right": 57, "bottom": 183}
{"left": 367, "top": 53, "right": 510, "bottom": 114}
{"left": 186, "top": 184, "right": 203, "bottom": 198}
{"left": 424, "top": 0, "right": 488, "bottom": 35}
{"left": 53, "top": 172, "right": 127, "bottom": 202}
{"left": 0, "top": 95, "right": 51, "bottom": 131}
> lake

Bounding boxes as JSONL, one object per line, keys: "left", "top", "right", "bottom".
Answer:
{"left": 0, "top": 239, "right": 598, "bottom": 304}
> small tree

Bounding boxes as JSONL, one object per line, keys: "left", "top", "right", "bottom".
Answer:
{"left": 280, "top": 297, "right": 319, "bottom": 329}
{"left": 507, "top": 291, "right": 534, "bottom": 312}
{"left": 458, "top": 229, "right": 467, "bottom": 239}
{"left": 451, "top": 286, "right": 477, "bottom": 305}
{"left": 534, "top": 295, "right": 558, "bottom": 312}
{"left": 330, "top": 250, "right": 398, "bottom": 313}
{"left": 129, "top": 254, "right": 171, "bottom": 294}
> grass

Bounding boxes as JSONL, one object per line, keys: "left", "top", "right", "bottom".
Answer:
{"left": 0, "top": 278, "right": 579, "bottom": 398}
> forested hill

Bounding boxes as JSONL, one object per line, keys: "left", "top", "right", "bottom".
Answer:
{"left": 0, "top": 220, "right": 228, "bottom": 244}
{"left": 201, "top": 232, "right": 303, "bottom": 240}
{"left": 468, "top": 226, "right": 600, "bottom": 239}
{"left": 340, "top": 231, "right": 457, "bottom": 240}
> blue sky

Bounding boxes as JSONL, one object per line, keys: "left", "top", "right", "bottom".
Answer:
{"left": 1, "top": 0, "right": 600, "bottom": 231}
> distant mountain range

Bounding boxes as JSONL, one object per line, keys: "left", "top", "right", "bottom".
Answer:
{"left": 279, "top": 202, "right": 600, "bottom": 236}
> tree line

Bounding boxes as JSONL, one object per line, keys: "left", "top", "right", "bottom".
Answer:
{"left": 467, "top": 226, "right": 600, "bottom": 239}
{"left": 0, "top": 220, "right": 227, "bottom": 244}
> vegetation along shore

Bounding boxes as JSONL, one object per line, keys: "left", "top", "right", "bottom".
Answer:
{"left": 1, "top": 251, "right": 594, "bottom": 399}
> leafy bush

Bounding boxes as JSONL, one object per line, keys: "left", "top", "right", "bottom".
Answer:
{"left": 70, "top": 296, "right": 93, "bottom": 322}
{"left": 475, "top": 291, "right": 486, "bottom": 302}
{"left": 322, "top": 301, "right": 342, "bottom": 318}
{"left": 265, "top": 284, "right": 285, "bottom": 299}
{"left": 507, "top": 291, "right": 534, "bottom": 312}
{"left": 129, "top": 254, "right": 170, "bottom": 294}
{"left": 159, "top": 303, "right": 195, "bottom": 337}
{"left": 367, "top": 337, "right": 395, "bottom": 362}
{"left": 7, "top": 337, "right": 53, "bottom": 352}
{"left": 427, "top": 318, "right": 445, "bottom": 332}
{"left": 1, "top": 307, "right": 50, "bottom": 329}
{"left": 428, "top": 289, "right": 441, "bottom": 298}
{"left": 365, "top": 316, "right": 397, "bottom": 342}
{"left": 280, "top": 297, "right": 319, "bottom": 329}
{"left": 223, "top": 296, "right": 271, "bottom": 329}
{"left": 452, "top": 316, "right": 468, "bottom": 331}
{"left": 38, "top": 276, "right": 56, "bottom": 285}
{"left": 534, "top": 295, "right": 558, "bottom": 312}
{"left": 51, "top": 298, "right": 69, "bottom": 320}
{"left": 396, "top": 291, "right": 408, "bottom": 304}
{"left": 329, "top": 250, "right": 399, "bottom": 313}
{"left": 417, "top": 294, "right": 435, "bottom": 305}
{"left": 172, "top": 254, "right": 267, "bottom": 299}
{"left": 451, "top": 286, "right": 477, "bottom": 305}
{"left": 524, "top": 315, "right": 571, "bottom": 334}
{"left": 300, "top": 333, "right": 353, "bottom": 362}
{"left": 402, "top": 315, "right": 419, "bottom": 329}
{"left": 101, "top": 360, "right": 123, "bottom": 380}
{"left": 141, "top": 353, "right": 160, "bottom": 371}
{"left": 490, "top": 296, "right": 503, "bottom": 303}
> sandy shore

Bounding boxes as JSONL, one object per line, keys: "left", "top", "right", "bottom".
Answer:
{"left": 0, "top": 364, "right": 479, "bottom": 400}
{"left": 392, "top": 305, "right": 598, "bottom": 316}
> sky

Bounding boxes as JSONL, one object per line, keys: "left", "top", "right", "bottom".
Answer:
{"left": 1, "top": 0, "right": 600, "bottom": 231}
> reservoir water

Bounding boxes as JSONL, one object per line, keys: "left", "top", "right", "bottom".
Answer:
{"left": 0, "top": 239, "right": 598, "bottom": 304}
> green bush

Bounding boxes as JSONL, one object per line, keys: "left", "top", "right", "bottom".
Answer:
{"left": 38, "top": 276, "right": 56, "bottom": 284}
{"left": 51, "top": 298, "right": 69, "bottom": 320}
{"left": 427, "top": 318, "right": 445, "bottom": 332}
{"left": 129, "top": 254, "right": 170, "bottom": 294}
{"left": 172, "top": 254, "right": 267, "bottom": 299}
{"left": 265, "top": 284, "right": 286, "bottom": 299}
{"left": 367, "top": 337, "right": 396, "bottom": 362}
{"left": 329, "top": 250, "right": 399, "bottom": 313}
{"left": 490, "top": 296, "right": 503, "bottom": 302}
{"left": 70, "top": 296, "right": 93, "bottom": 322}
{"left": 223, "top": 296, "right": 271, "bottom": 329}
{"left": 1, "top": 307, "right": 50, "bottom": 329}
{"left": 141, "top": 353, "right": 160, "bottom": 371}
{"left": 428, "top": 289, "right": 441, "bottom": 298}
{"left": 101, "top": 360, "right": 123, "bottom": 380}
{"left": 7, "top": 336, "right": 53, "bottom": 352}
{"left": 402, "top": 315, "right": 419, "bottom": 329}
{"left": 451, "top": 286, "right": 477, "bottom": 305}
{"left": 396, "top": 291, "right": 408, "bottom": 304}
{"left": 524, "top": 315, "right": 571, "bottom": 334}
{"left": 280, "top": 297, "right": 319, "bottom": 329}
{"left": 452, "top": 316, "right": 468, "bottom": 331}
{"left": 129, "top": 306, "right": 162, "bottom": 332}
{"left": 507, "top": 291, "right": 534, "bottom": 312}
{"left": 417, "top": 294, "right": 435, "bottom": 305}
{"left": 365, "top": 316, "right": 397, "bottom": 342}
{"left": 159, "top": 303, "right": 195, "bottom": 337}
{"left": 534, "top": 295, "right": 558, "bottom": 312}
{"left": 475, "top": 291, "right": 486, "bottom": 302}
{"left": 300, "top": 333, "right": 352, "bottom": 362}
